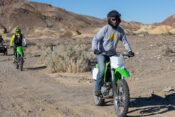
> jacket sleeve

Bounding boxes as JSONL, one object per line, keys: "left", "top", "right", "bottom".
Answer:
{"left": 22, "top": 35, "right": 27, "bottom": 45}
{"left": 120, "top": 29, "right": 132, "bottom": 52}
{"left": 10, "top": 35, "right": 15, "bottom": 46}
{"left": 92, "top": 26, "right": 106, "bottom": 51}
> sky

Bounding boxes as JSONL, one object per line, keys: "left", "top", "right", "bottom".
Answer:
{"left": 28, "top": 0, "right": 175, "bottom": 24}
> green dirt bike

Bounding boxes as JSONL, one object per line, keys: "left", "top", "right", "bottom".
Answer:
{"left": 14, "top": 46, "right": 24, "bottom": 71}
{"left": 92, "top": 53, "right": 132, "bottom": 117}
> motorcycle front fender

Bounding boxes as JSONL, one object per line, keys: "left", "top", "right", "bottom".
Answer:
{"left": 16, "top": 46, "right": 23, "bottom": 57}
{"left": 114, "top": 68, "right": 130, "bottom": 83}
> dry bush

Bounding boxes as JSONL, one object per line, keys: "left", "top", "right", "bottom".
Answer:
{"left": 60, "top": 31, "right": 73, "bottom": 38}
{"left": 41, "top": 44, "right": 95, "bottom": 73}
{"left": 27, "top": 40, "right": 37, "bottom": 46}
{"left": 41, "top": 41, "right": 60, "bottom": 51}
{"left": 43, "top": 42, "right": 57, "bottom": 49}
{"left": 159, "top": 45, "right": 173, "bottom": 56}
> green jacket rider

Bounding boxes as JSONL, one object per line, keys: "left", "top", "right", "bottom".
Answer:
{"left": 10, "top": 28, "right": 27, "bottom": 57}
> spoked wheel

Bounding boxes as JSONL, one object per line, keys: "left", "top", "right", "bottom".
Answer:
{"left": 15, "top": 55, "right": 19, "bottom": 69}
{"left": 4, "top": 51, "right": 7, "bottom": 55}
{"left": 19, "top": 58, "right": 23, "bottom": 71}
{"left": 112, "top": 79, "right": 130, "bottom": 117}
{"left": 4, "top": 48, "right": 7, "bottom": 56}
{"left": 16, "top": 63, "right": 19, "bottom": 69}
{"left": 5, "top": 49, "right": 7, "bottom": 56}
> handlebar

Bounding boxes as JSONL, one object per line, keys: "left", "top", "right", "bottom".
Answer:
{"left": 10, "top": 45, "right": 27, "bottom": 48}
{"left": 94, "top": 51, "right": 134, "bottom": 58}
{"left": 122, "top": 54, "right": 130, "bottom": 57}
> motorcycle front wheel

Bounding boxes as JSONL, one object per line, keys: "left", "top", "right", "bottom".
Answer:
{"left": 19, "top": 58, "right": 23, "bottom": 71}
{"left": 112, "top": 79, "right": 130, "bottom": 117}
{"left": 16, "top": 60, "right": 19, "bottom": 69}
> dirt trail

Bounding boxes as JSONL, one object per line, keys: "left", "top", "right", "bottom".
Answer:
{"left": 0, "top": 52, "right": 119, "bottom": 117}
{"left": 1, "top": 35, "right": 175, "bottom": 117}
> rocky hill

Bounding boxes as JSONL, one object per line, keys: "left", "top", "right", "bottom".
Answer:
{"left": 0, "top": 0, "right": 105, "bottom": 38}
{"left": 0, "top": 0, "right": 175, "bottom": 39}
{"left": 0, "top": 0, "right": 144, "bottom": 38}
{"left": 160, "top": 15, "right": 175, "bottom": 27}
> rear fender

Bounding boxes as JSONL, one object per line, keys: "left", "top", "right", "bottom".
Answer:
{"left": 16, "top": 46, "right": 23, "bottom": 57}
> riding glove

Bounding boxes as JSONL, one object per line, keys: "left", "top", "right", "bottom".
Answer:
{"left": 128, "top": 51, "right": 135, "bottom": 57}
{"left": 94, "top": 50, "right": 102, "bottom": 55}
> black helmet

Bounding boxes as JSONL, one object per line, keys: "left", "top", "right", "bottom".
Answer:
{"left": 16, "top": 28, "right": 21, "bottom": 33}
{"left": 107, "top": 10, "right": 121, "bottom": 29}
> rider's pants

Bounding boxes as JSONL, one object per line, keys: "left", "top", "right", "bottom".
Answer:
{"left": 95, "top": 54, "right": 108, "bottom": 92}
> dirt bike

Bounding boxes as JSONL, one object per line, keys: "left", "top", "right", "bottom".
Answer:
{"left": 0, "top": 43, "right": 8, "bottom": 55}
{"left": 92, "top": 53, "right": 132, "bottom": 117}
{"left": 14, "top": 46, "right": 24, "bottom": 71}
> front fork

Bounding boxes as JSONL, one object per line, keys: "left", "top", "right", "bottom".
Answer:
{"left": 111, "top": 69, "right": 117, "bottom": 98}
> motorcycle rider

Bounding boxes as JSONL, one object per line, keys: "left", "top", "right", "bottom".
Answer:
{"left": 0, "top": 35, "right": 4, "bottom": 46}
{"left": 10, "top": 28, "right": 27, "bottom": 61}
{"left": 92, "top": 10, "right": 135, "bottom": 96}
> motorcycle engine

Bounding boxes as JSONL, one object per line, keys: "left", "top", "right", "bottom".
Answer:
{"left": 101, "top": 82, "right": 111, "bottom": 97}
{"left": 101, "top": 86, "right": 108, "bottom": 96}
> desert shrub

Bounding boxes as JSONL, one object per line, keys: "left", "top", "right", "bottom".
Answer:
{"left": 41, "top": 44, "right": 95, "bottom": 73}
{"left": 159, "top": 45, "right": 173, "bottom": 56}
{"left": 167, "top": 32, "right": 173, "bottom": 35}
{"left": 41, "top": 41, "right": 60, "bottom": 51}
{"left": 60, "top": 31, "right": 73, "bottom": 38}
{"left": 27, "top": 40, "right": 37, "bottom": 46}
{"left": 43, "top": 42, "right": 57, "bottom": 48}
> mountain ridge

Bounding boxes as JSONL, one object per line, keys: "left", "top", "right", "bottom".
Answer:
{"left": 0, "top": 0, "right": 175, "bottom": 38}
